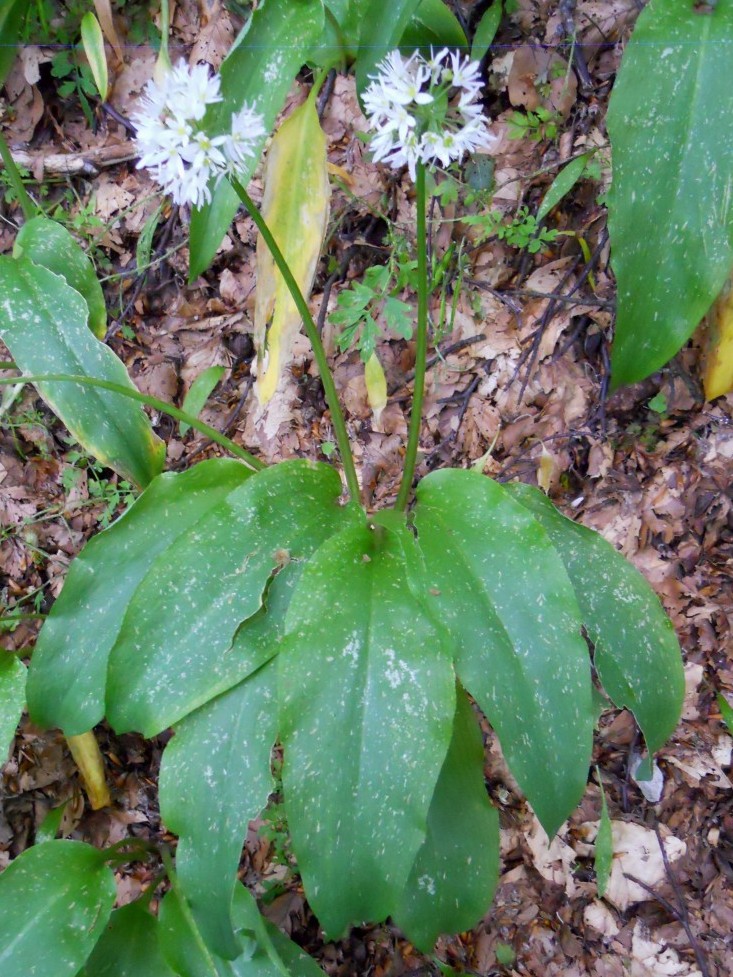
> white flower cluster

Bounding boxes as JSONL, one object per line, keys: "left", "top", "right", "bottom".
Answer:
{"left": 133, "top": 60, "right": 265, "bottom": 208}
{"left": 363, "top": 48, "right": 491, "bottom": 180}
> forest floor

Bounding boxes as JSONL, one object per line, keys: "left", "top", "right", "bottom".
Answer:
{"left": 1, "top": 1, "right": 732, "bottom": 975}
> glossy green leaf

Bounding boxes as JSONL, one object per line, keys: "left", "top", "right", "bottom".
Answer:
{"left": 188, "top": 0, "right": 324, "bottom": 279}
{"left": 471, "top": 1, "right": 502, "bottom": 61}
{"left": 180, "top": 365, "right": 226, "bottom": 435}
{"left": 0, "top": 841, "right": 116, "bottom": 977}
{"left": 280, "top": 516, "right": 455, "bottom": 937}
{"left": 394, "top": 687, "right": 499, "bottom": 951}
{"left": 0, "top": 257, "right": 164, "bottom": 487}
{"left": 310, "top": 0, "right": 351, "bottom": 66}
{"left": 107, "top": 461, "right": 359, "bottom": 736}
{"left": 27, "top": 459, "right": 253, "bottom": 735}
{"left": 13, "top": 216, "right": 107, "bottom": 338}
{"left": 607, "top": 0, "right": 733, "bottom": 388}
{"left": 413, "top": 469, "right": 594, "bottom": 836}
{"left": 159, "top": 883, "right": 325, "bottom": 977}
{"left": 504, "top": 482, "right": 684, "bottom": 758}
{"left": 355, "top": 0, "right": 422, "bottom": 99}
{"left": 0, "top": 0, "right": 24, "bottom": 87}
{"left": 160, "top": 656, "right": 279, "bottom": 960}
{"left": 0, "top": 654, "right": 24, "bottom": 761}
{"left": 400, "top": 0, "right": 468, "bottom": 55}
{"left": 78, "top": 900, "right": 177, "bottom": 977}
{"left": 80, "top": 12, "right": 109, "bottom": 100}
{"left": 536, "top": 154, "right": 591, "bottom": 224}
{"left": 35, "top": 802, "right": 66, "bottom": 844}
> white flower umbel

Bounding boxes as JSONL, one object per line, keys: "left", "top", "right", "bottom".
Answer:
{"left": 363, "top": 48, "right": 491, "bottom": 180}
{"left": 133, "top": 59, "right": 265, "bottom": 208}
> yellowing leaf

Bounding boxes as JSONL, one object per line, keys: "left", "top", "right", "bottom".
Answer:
{"left": 702, "top": 269, "right": 733, "bottom": 401}
{"left": 80, "top": 13, "right": 108, "bottom": 101}
{"left": 364, "top": 351, "right": 387, "bottom": 427}
{"left": 254, "top": 95, "right": 330, "bottom": 404}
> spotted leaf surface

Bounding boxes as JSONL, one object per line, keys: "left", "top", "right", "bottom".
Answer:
{"left": 107, "top": 461, "right": 358, "bottom": 736}
{"left": 0, "top": 841, "right": 116, "bottom": 977}
{"left": 27, "top": 459, "right": 253, "bottom": 736}
{"left": 0, "top": 654, "right": 24, "bottom": 762}
{"left": 13, "top": 217, "right": 107, "bottom": 338}
{"left": 607, "top": 0, "right": 733, "bottom": 387}
{"left": 159, "top": 653, "right": 279, "bottom": 959}
{"left": 414, "top": 468, "right": 594, "bottom": 836}
{"left": 0, "top": 258, "right": 165, "bottom": 486}
{"left": 505, "top": 482, "right": 684, "bottom": 758}
{"left": 394, "top": 686, "right": 499, "bottom": 951}
{"left": 279, "top": 516, "right": 455, "bottom": 937}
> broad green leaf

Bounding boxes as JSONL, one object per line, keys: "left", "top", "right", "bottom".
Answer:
{"left": 394, "top": 687, "right": 499, "bottom": 951}
{"left": 0, "top": 841, "right": 116, "bottom": 977}
{"left": 160, "top": 655, "right": 279, "bottom": 959}
{"left": 595, "top": 774, "right": 612, "bottom": 898}
{"left": 400, "top": 0, "right": 468, "bottom": 55}
{"left": 180, "top": 365, "right": 226, "bottom": 435}
{"left": 0, "top": 654, "right": 24, "bottom": 761}
{"left": 107, "top": 461, "right": 359, "bottom": 736}
{"left": 280, "top": 516, "right": 456, "bottom": 937}
{"left": 536, "top": 154, "right": 591, "bottom": 224}
{"left": 13, "top": 217, "right": 107, "bottom": 338}
{"left": 471, "top": 1, "right": 502, "bottom": 61}
{"left": 0, "top": 258, "right": 164, "bottom": 487}
{"left": 355, "top": 0, "right": 422, "bottom": 99}
{"left": 80, "top": 12, "right": 108, "bottom": 100}
{"left": 0, "top": 0, "right": 24, "bottom": 87}
{"left": 607, "top": 0, "right": 733, "bottom": 388}
{"left": 254, "top": 96, "right": 330, "bottom": 404}
{"left": 78, "top": 900, "right": 177, "bottom": 977}
{"left": 159, "top": 884, "right": 325, "bottom": 977}
{"left": 27, "top": 459, "right": 253, "bottom": 735}
{"left": 189, "top": 0, "right": 325, "bottom": 279}
{"left": 504, "top": 482, "right": 684, "bottom": 758}
{"left": 413, "top": 469, "right": 594, "bottom": 836}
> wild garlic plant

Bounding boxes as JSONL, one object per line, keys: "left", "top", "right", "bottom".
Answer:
{"left": 0, "top": 43, "right": 684, "bottom": 977}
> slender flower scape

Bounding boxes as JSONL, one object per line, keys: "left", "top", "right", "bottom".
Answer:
{"left": 133, "top": 60, "right": 266, "bottom": 208}
{"left": 363, "top": 48, "right": 492, "bottom": 180}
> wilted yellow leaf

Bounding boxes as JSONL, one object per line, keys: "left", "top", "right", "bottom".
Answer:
{"left": 702, "top": 270, "right": 733, "bottom": 401}
{"left": 365, "top": 351, "right": 387, "bottom": 428}
{"left": 254, "top": 94, "right": 330, "bottom": 404}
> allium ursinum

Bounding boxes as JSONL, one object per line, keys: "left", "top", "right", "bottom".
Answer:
{"left": 133, "top": 60, "right": 265, "bottom": 208}
{"left": 363, "top": 48, "right": 491, "bottom": 180}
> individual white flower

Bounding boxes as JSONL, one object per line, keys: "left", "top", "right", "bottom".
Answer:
{"left": 363, "top": 48, "right": 492, "bottom": 180}
{"left": 133, "top": 60, "right": 265, "bottom": 208}
{"left": 223, "top": 104, "right": 267, "bottom": 171}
